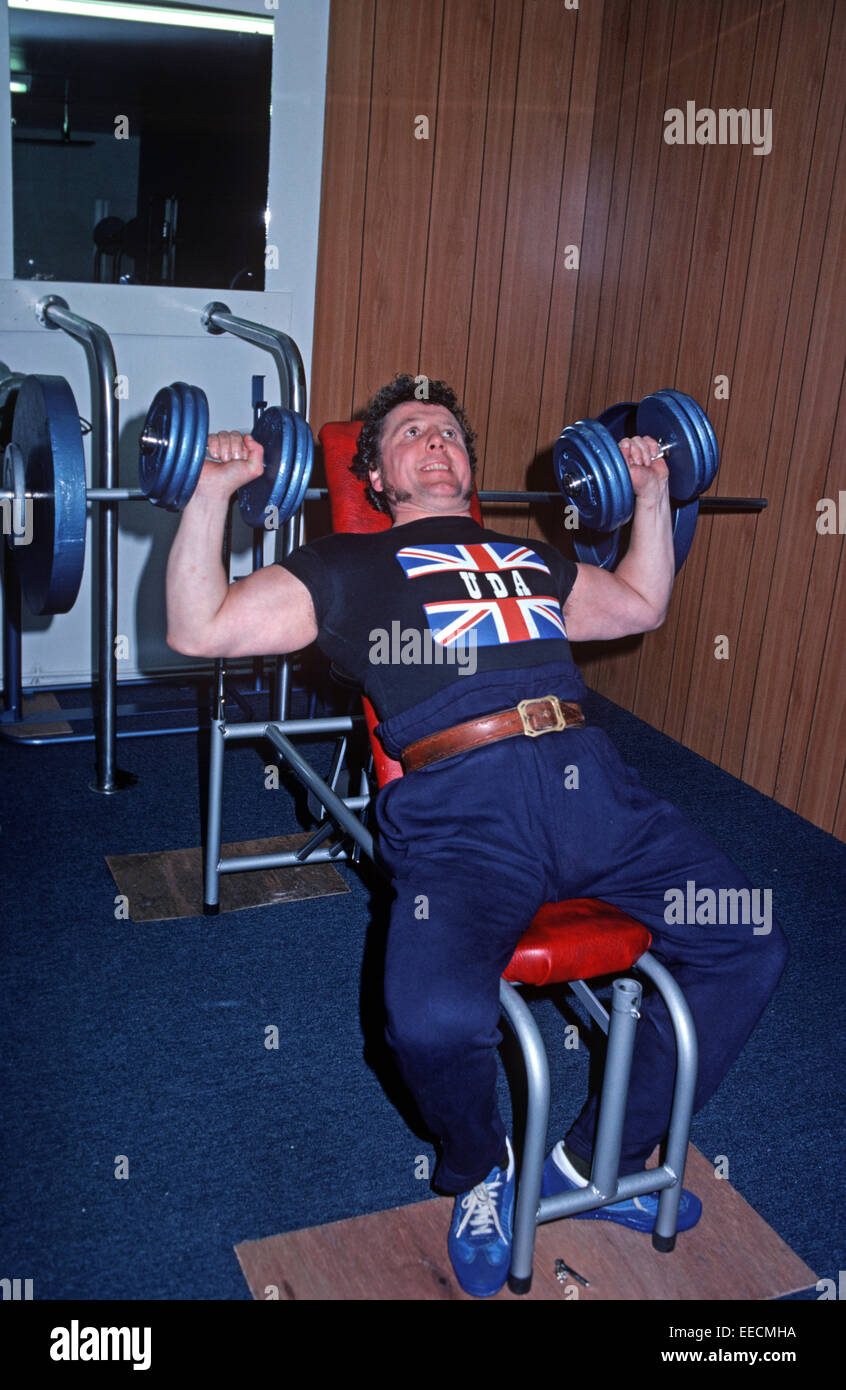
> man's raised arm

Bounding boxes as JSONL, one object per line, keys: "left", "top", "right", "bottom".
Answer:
{"left": 562, "top": 433, "right": 675, "bottom": 643}
{"left": 165, "top": 431, "right": 318, "bottom": 659}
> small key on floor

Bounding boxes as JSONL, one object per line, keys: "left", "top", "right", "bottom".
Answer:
{"left": 554, "top": 1258, "right": 590, "bottom": 1288}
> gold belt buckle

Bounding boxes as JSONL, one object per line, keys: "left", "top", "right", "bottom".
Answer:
{"left": 516, "top": 695, "right": 568, "bottom": 737}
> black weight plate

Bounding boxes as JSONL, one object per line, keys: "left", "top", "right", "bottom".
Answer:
{"left": 671, "top": 390, "right": 719, "bottom": 491}
{"left": 139, "top": 384, "right": 182, "bottom": 508}
{"left": 122, "top": 217, "right": 146, "bottom": 262}
{"left": 93, "top": 216, "right": 125, "bottom": 254}
{"left": 169, "top": 384, "right": 209, "bottom": 512}
{"left": 1, "top": 366, "right": 24, "bottom": 458}
{"left": 636, "top": 392, "right": 703, "bottom": 503}
{"left": 11, "top": 375, "right": 87, "bottom": 615}
{"left": 1, "top": 369, "right": 24, "bottom": 419}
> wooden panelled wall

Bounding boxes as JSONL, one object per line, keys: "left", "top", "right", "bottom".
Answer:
{"left": 309, "top": 0, "right": 846, "bottom": 841}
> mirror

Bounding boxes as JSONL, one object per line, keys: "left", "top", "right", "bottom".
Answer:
{"left": 9, "top": 2, "right": 273, "bottom": 289}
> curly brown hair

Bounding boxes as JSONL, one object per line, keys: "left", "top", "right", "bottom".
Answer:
{"left": 351, "top": 373, "right": 477, "bottom": 515}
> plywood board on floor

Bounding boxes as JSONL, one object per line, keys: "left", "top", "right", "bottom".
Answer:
{"left": 106, "top": 834, "right": 349, "bottom": 921}
{"left": 235, "top": 1146, "right": 816, "bottom": 1300}
{"left": 3, "top": 692, "right": 73, "bottom": 737}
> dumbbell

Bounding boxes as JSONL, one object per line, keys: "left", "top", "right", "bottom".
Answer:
{"left": 554, "top": 390, "right": 719, "bottom": 571}
{"left": 139, "top": 381, "right": 314, "bottom": 525}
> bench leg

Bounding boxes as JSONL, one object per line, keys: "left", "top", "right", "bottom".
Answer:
{"left": 499, "top": 981, "right": 550, "bottom": 1295}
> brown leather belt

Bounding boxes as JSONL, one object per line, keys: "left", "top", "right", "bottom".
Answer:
{"left": 401, "top": 695, "right": 585, "bottom": 773}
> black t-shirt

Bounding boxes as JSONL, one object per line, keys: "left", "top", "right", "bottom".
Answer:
{"left": 281, "top": 515, "right": 581, "bottom": 722}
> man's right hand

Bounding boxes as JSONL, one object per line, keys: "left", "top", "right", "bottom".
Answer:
{"left": 165, "top": 428, "right": 318, "bottom": 659}
{"left": 196, "top": 430, "right": 266, "bottom": 502}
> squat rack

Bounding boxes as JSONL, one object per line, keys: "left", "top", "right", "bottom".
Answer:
{"left": 1, "top": 296, "right": 312, "bottom": 791}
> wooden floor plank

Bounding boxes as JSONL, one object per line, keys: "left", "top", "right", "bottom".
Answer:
{"left": 235, "top": 1146, "right": 816, "bottom": 1301}
{"left": 105, "top": 834, "right": 349, "bottom": 922}
{"left": 2, "top": 691, "right": 73, "bottom": 737}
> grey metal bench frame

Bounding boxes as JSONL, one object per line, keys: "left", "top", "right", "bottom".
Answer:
{"left": 204, "top": 706, "right": 698, "bottom": 1294}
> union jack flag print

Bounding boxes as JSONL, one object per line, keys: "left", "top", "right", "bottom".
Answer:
{"left": 424, "top": 595, "right": 567, "bottom": 647}
{"left": 395, "top": 542, "right": 550, "bottom": 580}
{"left": 393, "top": 539, "right": 569, "bottom": 648}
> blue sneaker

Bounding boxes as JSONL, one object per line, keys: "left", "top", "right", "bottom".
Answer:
{"left": 447, "top": 1138, "right": 515, "bottom": 1297}
{"left": 542, "top": 1141, "right": 702, "bottom": 1233}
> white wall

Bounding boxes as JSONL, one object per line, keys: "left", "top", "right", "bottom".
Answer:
{"left": 0, "top": 0, "right": 329, "bottom": 686}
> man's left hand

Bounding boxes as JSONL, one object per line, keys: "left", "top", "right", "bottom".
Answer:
{"left": 619, "top": 435, "right": 670, "bottom": 501}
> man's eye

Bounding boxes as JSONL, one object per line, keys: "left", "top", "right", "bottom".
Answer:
{"left": 444, "top": 429, "right": 456, "bottom": 438}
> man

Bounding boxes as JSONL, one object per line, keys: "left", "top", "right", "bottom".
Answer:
{"left": 166, "top": 374, "right": 788, "bottom": 1299}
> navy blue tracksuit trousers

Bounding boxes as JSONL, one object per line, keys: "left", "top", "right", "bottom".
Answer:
{"left": 374, "top": 667, "right": 789, "bottom": 1196}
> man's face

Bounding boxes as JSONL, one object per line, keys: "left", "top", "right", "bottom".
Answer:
{"left": 370, "top": 399, "right": 474, "bottom": 523}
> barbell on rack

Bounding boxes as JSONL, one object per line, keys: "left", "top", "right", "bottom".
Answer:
{"left": 3, "top": 375, "right": 88, "bottom": 615}
{"left": 1, "top": 374, "right": 316, "bottom": 614}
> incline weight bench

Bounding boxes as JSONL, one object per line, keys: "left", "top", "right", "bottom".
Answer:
{"left": 316, "top": 420, "right": 698, "bottom": 1294}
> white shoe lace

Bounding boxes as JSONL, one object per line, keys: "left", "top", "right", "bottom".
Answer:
{"left": 455, "top": 1173, "right": 506, "bottom": 1241}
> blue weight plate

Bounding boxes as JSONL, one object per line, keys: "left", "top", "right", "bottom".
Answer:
{"left": 555, "top": 420, "right": 631, "bottom": 531}
{"left": 239, "top": 405, "right": 289, "bottom": 528}
{"left": 583, "top": 421, "right": 622, "bottom": 530}
{"left": 554, "top": 427, "right": 593, "bottom": 507}
{"left": 591, "top": 418, "right": 634, "bottom": 529}
{"left": 12, "top": 374, "right": 87, "bottom": 615}
{"left": 168, "top": 384, "right": 209, "bottom": 512}
{"left": 672, "top": 497, "right": 699, "bottom": 572}
{"left": 240, "top": 407, "right": 314, "bottom": 529}
{"left": 140, "top": 384, "right": 182, "bottom": 508}
{"left": 555, "top": 426, "right": 600, "bottom": 522}
{"left": 283, "top": 413, "right": 315, "bottom": 523}
{"left": 574, "top": 526, "right": 621, "bottom": 570}
{"left": 657, "top": 389, "right": 709, "bottom": 496}
{"left": 159, "top": 382, "right": 196, "bottom": 511}
{"left": 671, "top": 390, "right": 719, "bottom": 491}
{"left": 563, "top": 418, "right": 631, "bottom": 530}
{"left": 596, "top": 400, "right": 638, "bottom": 442}
{"left": 156, "top": 380, "right": 193, "bottom": 511}
{"left": 576, "top": 498, "right": 700, "bottom": 573}
{"left": 636, "top": 392, "right": 702, "bottom": 503}
{"left": 273, "top": 409, "right": 309, "bottom": 524}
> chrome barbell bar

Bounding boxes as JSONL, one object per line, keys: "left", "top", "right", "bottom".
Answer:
{"left": 0, "top": 485, "right": 767, "bottom": 509}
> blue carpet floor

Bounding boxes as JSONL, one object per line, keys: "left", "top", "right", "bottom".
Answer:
{"left": 0, "top": 683, "right": 843, "bottom": 1301}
